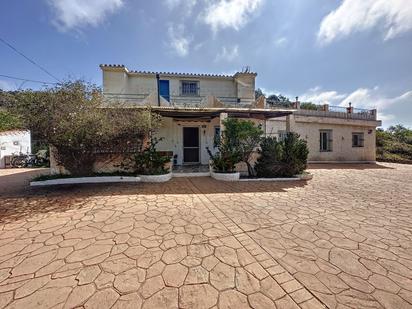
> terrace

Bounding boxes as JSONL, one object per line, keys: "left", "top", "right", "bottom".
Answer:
{"left": 103, "top": 92, "right": 378, "bottom": 121}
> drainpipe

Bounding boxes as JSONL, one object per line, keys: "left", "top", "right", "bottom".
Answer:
{"left": 156, "top": 73, "right": 160, "bottom": 106}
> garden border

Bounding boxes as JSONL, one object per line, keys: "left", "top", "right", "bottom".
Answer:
{"left": 30, "top": 172, "right": 312, "bottom": 186}
{"left": 30, "top": 176, "right": 141, "bottom": 186}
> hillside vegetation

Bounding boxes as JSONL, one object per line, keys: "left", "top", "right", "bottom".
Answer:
{"left": 377, "top": 125, "right": 412, "bottom": 163}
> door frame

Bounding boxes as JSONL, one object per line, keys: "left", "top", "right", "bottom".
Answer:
{"left": 182, "top": 126, "right": 200, "bottom": 164}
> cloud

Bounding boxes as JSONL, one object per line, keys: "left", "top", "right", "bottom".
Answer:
{"left": 318, "top": 0, "right": 412, "bottom": 45}
{"left": 274, "top": 37, "right": 288, "bottom": 47}
{"left": 202, "top": 0, "right": 263, "bottom": 32}
{"left": 300, "top": 86, "right": 347, "bottom": 105}
{"left": 47, "top": 0, "right": 123, "bottom": 31}
{"left": 301, "top": 86, "right": 412, "bottom": 127}
{"left": 215, "top": 45, "right": 239, "bottom": 62}
{"left": 164, "top": 0, "right": 197, "bottom": 16}
{"left": 0, "top": 80, "right": 14, "bottom": 91}
{"left": 167, "top": 24, "right": 191, "bottom": 57}
{"left": 340, "top": 87, "right": 412, "bottom": 111}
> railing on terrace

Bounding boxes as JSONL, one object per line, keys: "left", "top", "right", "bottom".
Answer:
{"left": 266, "top": 101, "right": 377, "bottom": 121}
{"left": 102, "top": 92, "right": 248, "bottom": 108}
{"left": 296, "top": 105, "right": 377, "bottom": 120}
{"left": 103, "top": 93, "right": 377, "bottom": 121}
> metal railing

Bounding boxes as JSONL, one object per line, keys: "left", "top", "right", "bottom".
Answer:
{"left": 102, "top": 92, "right": 378, "bottom": 120}
{"left": 295, "top": 107, "right": 377, "bottom": 120}
{"left": 103, "top": 92, "right": 244, "bottom": 108}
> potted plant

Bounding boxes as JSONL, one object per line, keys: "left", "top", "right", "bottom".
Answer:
{"left": 135, "top": 137, "right": 172, "bottom": 182}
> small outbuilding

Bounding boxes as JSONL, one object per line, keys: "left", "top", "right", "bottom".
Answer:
{"left": 0, "top": 130, "right": 31, "bottom": 168}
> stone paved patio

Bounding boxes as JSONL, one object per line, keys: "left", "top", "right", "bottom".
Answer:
{"left": 0, "top": 163, "right": 411, "bottom": 308}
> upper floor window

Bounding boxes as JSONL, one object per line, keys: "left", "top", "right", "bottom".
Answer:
{"left": 181, "top": 81, "right": 199, "bottom": 96}
{"left": 320, "top": 130, "right": 333, "bottom": 152}
{"left": 352, "top": 132, "right": 364, "bottom": 147}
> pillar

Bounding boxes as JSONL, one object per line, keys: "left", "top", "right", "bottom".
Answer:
{"left": 286, "top": 114, "right": 296, "bottom": 133}
{"left": 220, "top": 112, "right": 228, "bottom": 136}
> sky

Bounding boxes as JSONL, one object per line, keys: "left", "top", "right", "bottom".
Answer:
{"left": 0, "top": 0, "right": 411, "bottom": 128}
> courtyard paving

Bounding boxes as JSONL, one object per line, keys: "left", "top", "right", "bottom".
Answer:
{"left": 0, "top": 163, "right": 411, "bottom": 308}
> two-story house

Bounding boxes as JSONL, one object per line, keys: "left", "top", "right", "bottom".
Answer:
{"left": 100, "top": 64, "right": 381, "bottom": 170}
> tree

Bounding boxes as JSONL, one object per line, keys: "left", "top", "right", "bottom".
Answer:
{"left": 0, "top": 109, "right": 22, "bottom": 131}
{"left": 255, "top": 88, "right": 265, "bottom": 100}
{"left": 8, "top": 81, "right": 160, "bottom": 176}
{"left": 300, "top": 102, "right": 319, "bottom": 110}
{"left": 266, "top": 94, "right": 292, "bottom": 108}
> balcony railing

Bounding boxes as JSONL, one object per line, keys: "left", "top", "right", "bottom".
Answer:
{"left": 103, "top": 92, "right": 247, "bottom": 108}
{"left": 102, "top": 92, "right": 378, "bottom": 121}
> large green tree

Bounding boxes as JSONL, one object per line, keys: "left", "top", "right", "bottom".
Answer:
{"left": 7, "top": 81, "right": 160, "bottom": 176}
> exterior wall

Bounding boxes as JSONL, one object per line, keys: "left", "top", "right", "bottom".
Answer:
{"left": 0, "top": 131, "right": 31, "bottom": 168}
{"left": 266, "top": 117, "right": 377, "bottom": 162}
{"left": 155, "top": 117, "right": 221, "bottom": 165}
{"left": 102, "top": 69, "right": 255, "bottom": 105}
{"left": 155, "top": 117, "right": 268, "bottom": 167}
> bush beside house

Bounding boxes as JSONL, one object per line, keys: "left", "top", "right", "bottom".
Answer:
{"left": 255, "top": 133, "right": 309, "bottom": 177}
{"left": 209, "top": 118, "right": 309, "bottom": 178}
{"left": 208, "top": 118, "right": 263, "bottom": 175}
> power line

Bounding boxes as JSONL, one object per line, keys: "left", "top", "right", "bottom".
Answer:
{"left": 0, "top": 74, "right": 58, "bottom": 85}
{"left": 0, "top": 37, "right": 61, "bottom": 83}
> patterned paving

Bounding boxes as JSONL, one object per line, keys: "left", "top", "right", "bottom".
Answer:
{"left": 0, "top": 163, "right": 411, "bottom": 308}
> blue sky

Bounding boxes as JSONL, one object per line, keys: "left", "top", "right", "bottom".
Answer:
{"left": 0, "top": 0, "right": 411, "bottom": 127}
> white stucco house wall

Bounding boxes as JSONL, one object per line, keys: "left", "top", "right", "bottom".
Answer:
{"left": 0, "top": 130, "right": 31, "bottom": 168}
{"left": 98, "top": 64, "right": 381, "bottom": 169}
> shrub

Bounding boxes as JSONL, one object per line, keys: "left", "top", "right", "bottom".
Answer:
{"left": 135, "top": 137, "right": 171, "bottom": 175}
{"left": 208, "top": 118, "right": 263, "bottom": 174}
{"left": 255, "top": 133, "right": 309, "bottom": 177}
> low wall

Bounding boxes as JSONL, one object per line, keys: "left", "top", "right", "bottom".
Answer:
{"left": 50, "top": 147, "right": 172, "bottom": 175}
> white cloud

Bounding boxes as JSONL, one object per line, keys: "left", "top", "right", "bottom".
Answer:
{"left": 215, "top": 45, "right": 239, "bottom": 62}
{"left": 47, "top": 0, "right": 124, "bottom": 31}
{"left": 168, "top": 24, "right": 191, "bottom": 57}
{"left": 274, "top": 37, "right": 288, "bottom": 47}
{"left": 301, "top": 86, "right": 412, "bottom": 126}
{"left": 0, "top": 80, "right": 14, "bottom": 91}
{"left": 340, "top": 87, "right": 412, "bottom": 111}
{"left": 202, "top": 0, "right": 263, "bottom": 32}
{"left": 164, "top": 0, "right": 197, "bottom": 16}
{"left": 318, "top": 0, "right": 412, "bottom": 45}
{"left": 300, "top": 86, "right": 347, "bottom": 105}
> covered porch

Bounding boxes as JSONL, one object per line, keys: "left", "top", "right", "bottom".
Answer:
{"left": 151, "top": 106, "right": 294, "bottom": 167}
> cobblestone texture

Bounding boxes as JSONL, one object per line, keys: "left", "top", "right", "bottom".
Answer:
{"left": 0, "top": 163, "right": 411, "bottom": 308}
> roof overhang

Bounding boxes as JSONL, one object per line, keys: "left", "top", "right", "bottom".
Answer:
{"left": 127, "top": 106, "right": 294, "bottom": 120}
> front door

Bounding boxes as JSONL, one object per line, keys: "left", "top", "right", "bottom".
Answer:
{"left": 159, "top": 80, "right": 170, "bottom": 102}
{"left": 183, "top": 127, "right": 200, "bottom": 163}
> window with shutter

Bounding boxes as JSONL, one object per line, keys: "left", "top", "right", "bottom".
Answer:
{"left": 320, "top": 130, "right": 333, "bottom": 152}
{"left": 352, "top": 132, "right": 364, "bottom": 147}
